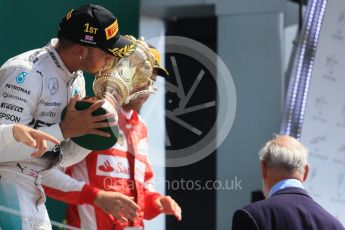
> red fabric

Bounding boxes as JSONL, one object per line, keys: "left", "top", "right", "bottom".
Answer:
{"left": 66, "top": 205, "right": 81, "bottom": 228}
{"left": 44, "top": 110, "right": 163, "bottom": 229}
{"left": 44, "top": 186, "right": 77, "bottom": 204}
{"left": 44, "top": 174, "right": 99, "bottom": 205}
{"left": 143, "top": 191, "right": 162, "bottom": 220}
{"left": 79, "top": 184, "right": 100, "bottom": 204}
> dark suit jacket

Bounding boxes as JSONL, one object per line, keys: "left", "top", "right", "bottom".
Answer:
{"left": 232, "top": 187, "right": 345, "bottom": 230}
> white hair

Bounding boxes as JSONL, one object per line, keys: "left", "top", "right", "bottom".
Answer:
{"left": 259, "top": 135, "right": 308, "bottom": 174}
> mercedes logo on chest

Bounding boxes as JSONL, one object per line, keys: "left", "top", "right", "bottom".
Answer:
{"left": 48, "top": 78, "right": 59, "bottom": 95}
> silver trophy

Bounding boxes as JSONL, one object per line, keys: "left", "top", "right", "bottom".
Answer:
{"left": 93, "top": 35, "right": 156, "bottom": 105}
{"left": 63, "top": 36, "right": 157, "bottom": 150}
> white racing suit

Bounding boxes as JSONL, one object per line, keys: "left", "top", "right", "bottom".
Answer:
{"left": 0, "top": 38, "right": 91, "bottom": 229}
{"left": 0, "top": 124, "right": 16, "bottom": 148}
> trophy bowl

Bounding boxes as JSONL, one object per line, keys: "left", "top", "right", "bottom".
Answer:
{"left": 93, "top": 35, "right": 156, "bottom": 106}
{"left": 61, "top": 96, "right": 119, "bottom": 151}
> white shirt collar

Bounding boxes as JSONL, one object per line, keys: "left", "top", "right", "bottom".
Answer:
{"left": 268, "top": 179, "right": 304, "bottom": 197}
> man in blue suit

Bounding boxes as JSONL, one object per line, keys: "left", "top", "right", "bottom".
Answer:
{"left": 232, "top": 135, "right": 344, "bottom": 230}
